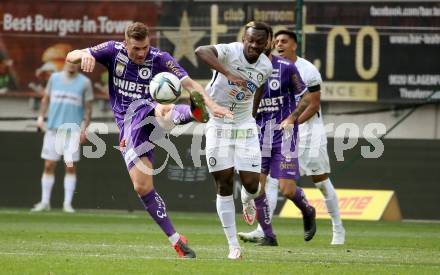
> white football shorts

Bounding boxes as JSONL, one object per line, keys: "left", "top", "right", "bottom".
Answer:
{"left": 205, "top": 121, "right": 261, "bottom": 173}
{"left": 298, "top": 143, "right": 331, "bottom": 176}
{"left": 41, "top": 129, "right": 81, "bottom": 163}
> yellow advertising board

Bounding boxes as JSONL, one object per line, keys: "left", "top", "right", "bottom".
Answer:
{"left": 279, "top": 188, "right": 401, "bottom": 221}
{"left": 321, "top": 82, "right": 378, "bottom": 102}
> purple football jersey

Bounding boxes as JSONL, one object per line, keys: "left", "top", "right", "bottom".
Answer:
{"left": 88, "top": 41, "right": 188, "bottom": 169}
{"left": 257, "top": 55, "right": 306, "bottom": 149}
{"left": 257, "top": 55, "right": 306, "bottom": 179}
{"left": 88, "top": 41, "right": 188, "bottom": 121}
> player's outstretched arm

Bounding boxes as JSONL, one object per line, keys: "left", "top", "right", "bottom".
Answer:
{"left": 66, "top": 50, "right": 96, "bottom": 73}
{"left": 195, "top": 45, "right": 246, "bottom": 87}
{"left": 297, "top": 90, "right": 321, "bottom": 124}
{"left": 280, "top": 91, "right": 312, "bottom": 129}
{"left": 181, "top": 78, "right": 233, "bottom": 119}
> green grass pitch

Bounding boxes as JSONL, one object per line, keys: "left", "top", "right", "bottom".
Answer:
{"left": 1, "top": 209, "right": 439, "bottom": 274}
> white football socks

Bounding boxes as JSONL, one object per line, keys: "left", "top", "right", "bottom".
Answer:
{"left": 41, "top": 173, "right": 55, "bottom": 205}
{"left": 168, "top": 232, "right": 180, "bottom": 245}
{"left": 63, "top": 174, "right": 76, "bottom": 206}
{"left": 240, "top": 183, "right": 261, "bottom": 204}
{"left": 315, "top": 178, "right": 342, "bottom": 227}
{"left": 216, "top": 194, "right": 239, "bottom": 248}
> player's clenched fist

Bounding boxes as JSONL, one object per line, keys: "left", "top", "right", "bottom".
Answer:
{"left": 81, "top": 54, "right": 96, "bottom": 73}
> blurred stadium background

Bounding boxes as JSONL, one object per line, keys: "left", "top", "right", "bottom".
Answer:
{"left": 1, "top": 0, "right": 440, "bottom": 273}
{"left": 1, "top": 0, "right": 439, "bottom": 218}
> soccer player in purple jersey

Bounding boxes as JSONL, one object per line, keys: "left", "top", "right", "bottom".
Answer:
{"left": 66, "top": 22, "right": 232, "bottom": 258}
{"left": 239, "top": 29, "right": 317, "bottom": 243}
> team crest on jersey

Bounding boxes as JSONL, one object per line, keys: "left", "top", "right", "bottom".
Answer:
{"left": 269, "top": 79, "right": 280, "bottom": 90}
{"left": 115, "top": 62, "right": 125, "bottom": 77}
{"left": 138, "top": 68, "right": 151, "bottom": 80}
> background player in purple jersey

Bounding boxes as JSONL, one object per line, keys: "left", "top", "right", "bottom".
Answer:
{"left": 66, "top": 22, "right": 231, "bottom": 258}
{"left": 239, "top": 29, "right": 317, "bottom": 243}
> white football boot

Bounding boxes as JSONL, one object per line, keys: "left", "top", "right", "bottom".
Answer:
{"left": 331, "top": 225, "right": 345, "bottom": 245}
{"left": 238, "top": 228, "right": 264, "bottom": 243}
{"left": 30, "top": 202, "right": 50, "bottom": 212}
{"left": 228, "top": 246, "right": 242, "bottom": 260}
{"left": 63, "top": 204, "right": 76, "bottom": 213}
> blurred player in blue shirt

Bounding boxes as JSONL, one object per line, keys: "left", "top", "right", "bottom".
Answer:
{"left": 32, "top": 61, "right": 93, "bottom": 213}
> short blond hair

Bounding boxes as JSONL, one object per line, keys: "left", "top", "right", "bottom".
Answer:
{"left": 125, "top": 22, "right": 149, "bottom": 41}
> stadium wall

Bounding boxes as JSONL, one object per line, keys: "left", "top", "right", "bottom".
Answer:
{"left": 0, "top": 131, "right": 439, "bottom": 220}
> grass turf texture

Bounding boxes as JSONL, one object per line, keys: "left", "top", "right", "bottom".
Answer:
{"left": 1, "top": 209, "right": 439, "bottom": 274}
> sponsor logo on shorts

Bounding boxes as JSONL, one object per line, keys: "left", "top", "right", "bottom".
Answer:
{"left": 208, "top": 157, "right": 216, "bottom": 166}
{"left": 251, "top": 163, "right": 259, "bottom": 167}
{"left": 280, "top": 162, "right": 296, "bottom": 170}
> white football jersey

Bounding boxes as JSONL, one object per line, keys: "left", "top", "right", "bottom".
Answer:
{"left": 295, "top": 57, "right": 327, "bottom": 148}
{"left": 206, "top": 42, "right": 272, "bottom": 125}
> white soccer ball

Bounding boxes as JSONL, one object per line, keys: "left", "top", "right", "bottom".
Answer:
{"left": 149, "top": 72, "right": 182, "bottom": 104}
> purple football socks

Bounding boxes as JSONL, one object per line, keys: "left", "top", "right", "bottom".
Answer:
{"left": 290, "top": 186, "right": 314, "bottom": 217}
{"left": 255, "top": 194, "right": 276, "bottom": 239}
{"left": 139, "top": 189, "right": 176, "bottom": 237}
{"left": 171, "top": 104, "right": 193, "bottom": 125}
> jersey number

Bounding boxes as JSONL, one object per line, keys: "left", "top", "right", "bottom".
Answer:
{"left": 230, "top": 103, "right": 237, "bottom": 111}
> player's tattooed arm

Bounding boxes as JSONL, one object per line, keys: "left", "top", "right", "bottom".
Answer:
{"left": 280, "top": 92, "right": 312, "bottom": 129}
{"left": 252, "top": 86, "right": 264, "bottom": 117}
{"left": 297, "top": 90, "right": 321, "bottom": 124}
